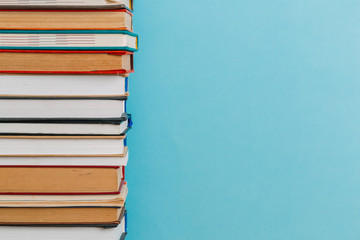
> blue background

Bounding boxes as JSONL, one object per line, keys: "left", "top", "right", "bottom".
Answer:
{"left": 128, "top": 1, "right": 360, "bottom": 239}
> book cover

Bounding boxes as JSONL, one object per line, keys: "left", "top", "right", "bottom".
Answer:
{"left": 0, "top": 0, "right": 133, "bottom": 11}
{"left": 0, "top": 50, "right": 134, "bottom": 74}
{"left": 0, "top": 30, "right": 138, "bottom": 51}
{"left": 0, "top": 9, "right": 133, "bottom": 31}
{"left": 0, "top": 166, "right": 125, "bottom": 195}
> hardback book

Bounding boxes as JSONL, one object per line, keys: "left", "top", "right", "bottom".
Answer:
{"left": 0, "top": 117, "right": 131, "bottom": 135}
{"left": 0, "top": 74, "right": 129, "bottom": 97}
{"left": 0, "top": 50, "right": 133, "bottom": 74}
{"left": 0, "top": 30, "right": 138, "bottom": 51}
{"left": 0, "top": 183, "right": 127, "bottom": 225}
{"left": 0, "top": 135, "right": 127, "bottom": 156}
{"left": 0, "top": 99, "right": 126, "bottom": 119}
{"left": 0, "top": 166, "right": 124, "bottom": 194}
{"left": 0, "top": 113, "right": 132, "bottom": 136}
{"left": 0, "top": 0, "right": 133, "bottom": 10}
{"left": 0, "top": 9, "right": 133, "bottom": 30}
{"left": 0, "top": 213, "right": 127, "bottom": 240}
{"left": 0, "top": 147, "right": 129, "bottom": 166}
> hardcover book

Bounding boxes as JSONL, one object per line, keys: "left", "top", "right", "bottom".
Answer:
{"left": 0, "top": 30, "right": 138, "bottom": 51}
{"left": 0, "top": 0, "right": 133, "bottom": 10}
{"left": 0, "top": 98, "right": 127, "bottom": 119}
{"left": 0, "top": 147, "right": 129, "bottom": 166}
{"left": 0, "top": 74, "right": 130, "bottom": 97}
{"left": 0, "top": 166, "right": 124, "bottom": 194}
{"left": 0, "top": 135, "right": 127, "bottom": 156}
{"left": 0, "top": 50, "right": 133, "bottom": 74}
{"left": 0, "top": 9, "right": 133, "bottom": 30}
{"left": 0, "top": 183, "right": 127, "bottom": 225}
{"left": 0, "top": 213, "right": 127, "bottom": 240}
{"left": 0, "top": 113, "right": 131, "bottom": 136}
{"left": 0, "top": 117, "right": 131, "bottom": 136}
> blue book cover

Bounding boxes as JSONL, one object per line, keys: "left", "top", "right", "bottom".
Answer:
{"left": 0, "top": 30, "right": 138, "bottom": 51}
{"left": 120, "top": 211, "right": 128, "bottom": 240}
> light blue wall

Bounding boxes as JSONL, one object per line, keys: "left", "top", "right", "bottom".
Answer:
{"left": 127, "top": 1, "right": 360, "bottom": 239}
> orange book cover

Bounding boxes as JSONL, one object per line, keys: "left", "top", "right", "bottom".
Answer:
{"left": 0, "top": 50, "right": 134, "bottom": 74}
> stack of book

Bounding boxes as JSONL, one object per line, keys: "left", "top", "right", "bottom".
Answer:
{"left": 0, "top": 0, "right": 137, "bottom": 239}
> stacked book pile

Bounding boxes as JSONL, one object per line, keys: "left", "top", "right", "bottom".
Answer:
{"left": 0, "top": 0, "right": 137, "bottom": 239}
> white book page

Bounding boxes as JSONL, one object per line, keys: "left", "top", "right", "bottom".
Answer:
{"left": 0, "top": 120, "right": 127, "bottom": 135}
{"left": 0, "top": 217, "right": 125, "bottom": 240}
{"left": 0, "top": 34, "right": 136, "bottom": 48}
{"left": 0, "top": 148, "right": 129, "bottom": 166}
{"left": 0, "top": 138, "right": 124, "bottom": 155}
{"left": 0, "top": 99, "right": 125, "bottom": 118}
{"left": 0, "top": 184, "right": 126, "bottom": 201}
{"left": 0, "top": 75, "right": 126, "bottom": 96}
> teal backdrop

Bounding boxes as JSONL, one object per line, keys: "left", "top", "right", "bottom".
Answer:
{"left": 127, "top": 1, "right": 360, "bottom": 239}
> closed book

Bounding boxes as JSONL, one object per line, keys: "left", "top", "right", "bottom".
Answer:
{"left": 0, "top": 9, "right": 132, "bottom": 30}
{"left": 0, "top": 135, "right": 127, "bottom": 157}
{"left": 0, "top": 99, "right": 126, "bottom": 119}
{"left": 0, "top": 114, "right": 131, "bottom": 136}
{"left": 0, "top": 75, "right": 129, "bottom": 97}
{"left": 0, "top": 50, "right": 133, "bottom": 74}
{"left": 0, "top": 213, "right": 127, "bottom": 240}
{"left": 0, "top": 166, "right": 124, "bottom": 194}
{"left": 0, "top": 30, "right": 138, "bottom": 51}
{"left": 0, "top": 147, "right": 129, "bottom": 166}
{"left": 0, "top": 0, "right": 133, "bottom": 10}
{"left": 0, "top": 183, "right": 127, "bottom": 225}
{"left": 0, "top": 98, "right": 127, "bottom": 118}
